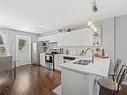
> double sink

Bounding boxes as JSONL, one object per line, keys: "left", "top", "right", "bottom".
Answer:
{"left": 73, "top": 59, "right": 92, "bottom": 65}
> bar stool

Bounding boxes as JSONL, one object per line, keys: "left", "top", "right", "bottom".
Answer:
{"left": 108, "top": 59, "right": 121, "bottom": 81}
{"left": 97, "top": 65, "right": 127, "bottom": 95}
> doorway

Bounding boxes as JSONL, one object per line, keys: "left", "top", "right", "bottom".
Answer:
{"left": 16, "top": 35, "right": 31, "bottom": 67}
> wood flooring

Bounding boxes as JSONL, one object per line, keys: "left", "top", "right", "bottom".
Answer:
{"left": 0, "top": 64, "right": 127, "bottom": 95}
{"left": 0, "top": 64, "right": 61, "bottom": 95}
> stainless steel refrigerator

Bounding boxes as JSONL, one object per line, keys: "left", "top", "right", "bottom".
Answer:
{"left": 31, "top": 41, "right": 47, "bottom": 65}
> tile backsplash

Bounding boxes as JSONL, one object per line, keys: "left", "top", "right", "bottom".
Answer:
{"left": 61, "top": 46, "right": 101, "bottom": 56}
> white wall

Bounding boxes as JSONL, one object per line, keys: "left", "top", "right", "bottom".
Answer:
{"left": 115, "top": 15, "right": 127, "bottom": 84}
{"left": 12, "top": 30, "right": 39, "bottom": 61}
{"left": 115, "top": 15, "right": 127, "bottom": 64}
{"left": 98, "top": 18, "right": 115, "bottom": 74}
{"left": 100, "top": 18, "right": 115, "bottom": 62}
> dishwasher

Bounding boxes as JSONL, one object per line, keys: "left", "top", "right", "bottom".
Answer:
{"left": 63, "top": 56, "right": 75, "bottom": 63}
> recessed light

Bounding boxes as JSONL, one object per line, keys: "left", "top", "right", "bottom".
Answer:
{"left": 38, "top": 25, "right": 43, "bottom": 28}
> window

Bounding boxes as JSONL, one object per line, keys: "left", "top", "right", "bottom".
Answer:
{"left": 0, "top": 35, "right": 7, "bottom": 55}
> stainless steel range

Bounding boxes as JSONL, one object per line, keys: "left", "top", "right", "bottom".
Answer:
{"left": 45, "top": 53, "right": 54, "bottom": 70}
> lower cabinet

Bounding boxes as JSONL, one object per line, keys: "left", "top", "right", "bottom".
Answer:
{"left": 40, "top": 53, "right": 45, "bottom": 67}
{"left": 54, "top": 54, "right": 63, "bottom": 70}
{"left": 61, "top": 68, "right": 90, "bottom": 95}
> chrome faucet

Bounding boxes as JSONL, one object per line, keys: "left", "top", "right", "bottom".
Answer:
{"left": 85, "top": 48, "right": 94, "bottom": 63}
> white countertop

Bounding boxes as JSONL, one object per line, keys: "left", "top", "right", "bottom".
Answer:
{"left": 62, "top": 54, "right": 81, "bottom": 58}
{"left": 60, "top": 57, "right": 110, "bottom": 77}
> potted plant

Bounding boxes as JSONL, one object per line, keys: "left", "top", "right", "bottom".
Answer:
{"left": 95, "top": 48, "right": 101, "bottom": 57}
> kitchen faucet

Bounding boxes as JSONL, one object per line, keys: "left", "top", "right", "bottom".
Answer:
{"left": 85, "top": 48, "right": 94, "bottom": 63}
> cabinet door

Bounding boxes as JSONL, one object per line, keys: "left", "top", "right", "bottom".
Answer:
{"left": 40, "top": 53, "right": 45, "bottom": 67}
{"left": 43, "top": 36, "right": 50, "bottom": 41}
{"left": 54, "top": 54, "right": 59, "bottom": 70}
{"left": 57, "top": 54, "right": 63, "bottom": 70}
{"left": 54, "top": 54, "right": 63, "bottom": 70}
{"left": 38, "top": 36, "right": 48, "bottom": 41}
{"left": 61, "top": 68, "right": 90, "bottom": 95}
{"left": 57, "top": 33, "right": 64, "bottom": 46}
{"left": 51, "top": 34, "right": 61, "bottom": 42}
{"left": 63, "top": 32, "right": 72, "bottom": 46}
{"left": 38, "top": 37, "right": 44, "bottom": 41}
{"left": 80, "top": 28, "right": 93, "bottom": 46}
{"left": 71, "top": 30, "right": 81, "bottom": 46}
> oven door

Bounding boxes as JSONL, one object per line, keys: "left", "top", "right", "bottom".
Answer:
{"left": 45, "top": 55, "right": 54, "bottom": 70}
{"left": 45, "top": 55, "right": 53, "bottom": 63}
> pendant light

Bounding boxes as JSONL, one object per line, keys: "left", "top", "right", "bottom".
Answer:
{"left": 88, "top": 0, "right": 98, "bottom": 32}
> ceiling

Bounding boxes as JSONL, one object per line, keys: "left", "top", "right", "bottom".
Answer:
{"left": 0, "top": 0, "right": 127, "bottom": 34}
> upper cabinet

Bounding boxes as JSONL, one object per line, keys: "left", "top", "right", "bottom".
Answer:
{"left": 57, "top": 33, "right": 64, "bottom": 46}
{"left": 71, "top": 30, "right": 81, "bottom": 46}
{"left": 63, "top": 32, "right": 72, "bottom": 46}
{"left": 80, "top": 28, "right": 93, "bottom": 46}
{"left": 38, "top": 27, "right": 102, "bottom": 46}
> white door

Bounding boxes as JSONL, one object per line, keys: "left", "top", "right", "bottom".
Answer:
{"left": 16, "top": 35, "right": 31, "bottom": 67}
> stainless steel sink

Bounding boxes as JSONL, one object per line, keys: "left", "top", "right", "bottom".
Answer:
{"left": 73, "top": 60, "right": 91, "bottom": 65}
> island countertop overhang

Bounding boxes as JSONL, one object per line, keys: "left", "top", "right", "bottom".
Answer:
{"left": 60, "top": 57, "right": 111, "bottom": 77}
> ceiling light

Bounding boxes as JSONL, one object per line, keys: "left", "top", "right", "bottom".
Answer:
{"left": 90, "top": 0, "right": 98, "bottom": 12}
{"left": 92, "top": 26, "right": 98, "bottom": 32}
{"left": 90, "top": 24, "right": 94, "bottom": 28}
{"left": 38, "top": 25, "right": 43, "bottom": 28}
{"left": 89, "top": 24, "right": 98, "bottom": 32}
{"left": 87, "top": 0, "right": 98, "bottom": 32}
{"left": 88, "top": 21, "right": 93, "bottom": 26}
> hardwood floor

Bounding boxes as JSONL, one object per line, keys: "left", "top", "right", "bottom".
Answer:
{"left": 99, "top": 85, "right": 127, "bottom": 95}
{"left": 0, "top": 64, "right": 127, "bottom": 95}
{"left": 0, "top": 64, "right": 61, "bottom": 95}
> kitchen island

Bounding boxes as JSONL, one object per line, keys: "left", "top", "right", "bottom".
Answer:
{"left": 60, "top": 57, "right": 110, "bottom": 95}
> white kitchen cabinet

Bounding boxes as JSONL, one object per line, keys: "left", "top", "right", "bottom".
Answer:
{"left": 57, "top": 33, "right": 64, "bottom": 46}
{"left": 38, "top": 28, "right": 94, "bottom": 46}
{"left": 63, "top": 32, "right": 72, "bottom": 46}
{"left": 54, "top": 54, "right": 63, "bottom": 70}
{"left": 61, "top": 68, "right": 90, "bottom": 95}
{"left": 54, "top": 54, "right": 59, "bottom": 70}
{"left": 40, "top": 53, "right": 45, "bottom": 67}
{"left": 39, "top": 36, "right": 50, "bottom": 41}
{"left": 49, "top": 34, "right": 57, "bottom": 42}
{"left": 38, "top": 36, "right": 45, "bottom": 41}
{"left": 80, "top": 28, "right": 93, "bottom": 46}
{"left": 62, "top": 28, "right": 93, "bottom": 46}
{"left": 71, "top": 30, "right": 81, "bottom": 46}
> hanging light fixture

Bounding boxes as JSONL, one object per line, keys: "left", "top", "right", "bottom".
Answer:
{"left": 88, "top": 0, "right": 98, "bottom": 32}
{"left": 91, "top": 25, "right": 97, "bottom": 32}
{"left": 88, "top": 21, "right": 93, "bottom": 26}
{"left": 90, "top": 0, "right": 98, "bottom": 12}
